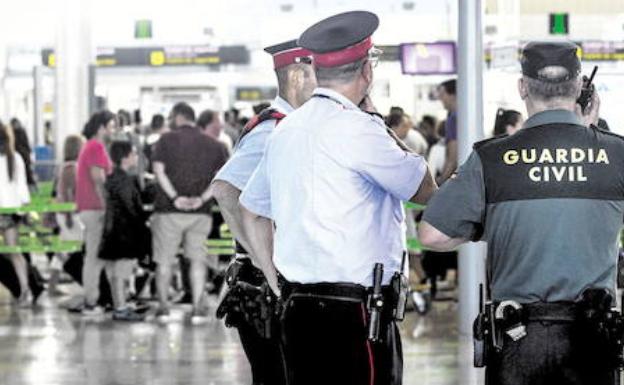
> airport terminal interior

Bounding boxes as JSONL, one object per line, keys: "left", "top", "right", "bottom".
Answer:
{"left": 1, "top": 0, "right": 624, "bottom": 384}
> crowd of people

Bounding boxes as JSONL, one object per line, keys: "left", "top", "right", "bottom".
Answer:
{"left": 0, "top": 104, "right": 248, "bottom": 322}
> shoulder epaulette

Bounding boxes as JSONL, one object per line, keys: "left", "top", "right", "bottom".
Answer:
{"left": 473, "top": 134, "right": 509, "bottom": 150}
{"left": 238, "top": 108, "right": 286, "bottom": 142}
{"left": 590, "top": 124, "right": 624, "bottom": 142}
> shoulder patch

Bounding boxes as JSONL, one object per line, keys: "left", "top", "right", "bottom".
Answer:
{"left": 238, "top": 108, "right": 286, "bottom": 142}
{"left": 473, "top": 134, "right": 508, "bottom": 150}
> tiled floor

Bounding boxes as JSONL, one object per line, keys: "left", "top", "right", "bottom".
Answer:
{"left": 0, "top": 286, "right": 483, "bottom": 385}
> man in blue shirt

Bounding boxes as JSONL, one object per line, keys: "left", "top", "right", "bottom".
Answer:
{"left": 437, "top": 78, "right": 458, "bottom": 185}
{"left": 240, "top": 11, "right": 436, "bottom": 385}
{"left": 211, "top": 39, "right": 315, "bottom": 385}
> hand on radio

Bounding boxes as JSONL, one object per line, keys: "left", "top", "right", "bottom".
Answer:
{"left": 575, "top": 89, "right": 600, "bottom": 127}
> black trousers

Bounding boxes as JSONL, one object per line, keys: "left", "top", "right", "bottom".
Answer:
{"left": 237, "top": 321, "right": 287, "bottom": 385}
{"left": 421, "top": 250, "right": 457, "bottom": 298}
{"left": 0, "top": 253, "right": 44, "bottom": 299}
{"left": 486, "top": 321, "right": 620, "bottom": 385}
{"left": 281, "top": 295, "right": 402, "bottom": 385}
{"left": 225, "top": 257, "right": 287, "bottom": 385}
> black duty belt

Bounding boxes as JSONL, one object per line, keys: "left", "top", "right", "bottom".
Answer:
{"left": 519, "top": 301, "right": 578, "bottom": 322}
{"left": 283, "top": 282, "right": 392, "bottom": 303}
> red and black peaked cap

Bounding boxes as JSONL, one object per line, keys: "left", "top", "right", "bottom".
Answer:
{"left": 264, "top": 39, "right": 312, "bottom": 70}
{"left": 298, "top": 10, "right": 379, "bottom": 68}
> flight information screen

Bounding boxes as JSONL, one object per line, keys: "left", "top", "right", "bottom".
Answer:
{"left": 401, "top": 42, "right": 456, "bottom": 75}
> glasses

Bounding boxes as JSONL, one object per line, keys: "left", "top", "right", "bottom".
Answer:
{"left": 367, "top": 47, "right": 383, "bottom": 68}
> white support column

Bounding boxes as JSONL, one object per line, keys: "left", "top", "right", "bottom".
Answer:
{"left": 33, "top": 66, "right": 45, "bottom": 147}
{"left": 54, "top": 0, "right": 93, "bottom": 161}
{"left": 457, "top": 0, "right": 487, "bottom": 336}
{"left": 0, "top": 46, "right": 7, "bottom": 122}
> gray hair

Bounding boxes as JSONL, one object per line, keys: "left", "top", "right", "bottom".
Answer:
{"left": 525, "top": 66, "right": 581, "bottom": 102}
{"left": 315, "top": 57, "right": 367, "bottom": 86}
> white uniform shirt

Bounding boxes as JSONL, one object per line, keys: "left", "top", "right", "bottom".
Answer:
{"left": 428, "top": 140, "right": 446, "bottom": 178}
{"left": 0, "top": 154, "right": 30, "bottom": 208}
{"left": 403, "top": 130, "right": 428, "bottom": 156}
{"left": 214, "top": 96, "right": 294, "bottom": 190}
{"left": 240, "top": 88, "right": 427, "bottom": 286}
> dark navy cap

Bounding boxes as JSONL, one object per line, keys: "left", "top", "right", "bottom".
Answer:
{"left": 298, "top": 11, "right": 379, "bottom": 67}
{"left": 264, "top": 40, "right": 298, "bottom": 55}
{"left": 520, "top": 41, "right": 581, "bottom": 83}
{"left": 263, "top": 39, "right": 312, "bottom": 69}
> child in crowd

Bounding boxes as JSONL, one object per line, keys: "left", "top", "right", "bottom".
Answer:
{"left": 98, "top": 141, "right": 150, "bottom": 321}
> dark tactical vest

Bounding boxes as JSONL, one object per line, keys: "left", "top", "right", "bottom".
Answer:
{"left": 476, "top": 124, "right": 624, "bottom": 203}
{"left": 474, "top": 122, "right": 624, "bottom": 303}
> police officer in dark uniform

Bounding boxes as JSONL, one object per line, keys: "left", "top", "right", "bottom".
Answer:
{"left": 419, "top": 41, "right": 624, "bottom": 385}
{"left": 240, "top": 11, "right": 436, "bottom": 385}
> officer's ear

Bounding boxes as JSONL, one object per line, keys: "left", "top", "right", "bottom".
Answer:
{"left": 518, "top": 78, "right": 529, "bottom": 100}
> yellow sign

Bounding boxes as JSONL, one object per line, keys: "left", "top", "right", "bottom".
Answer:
{"left": 150, "top": 51, "right": 165, "bottom": 66}
{"left": 48, "top": 53, "right": 56, "bottom": 67}
{"left": 96, "top": 58, "right": 117, "bottom": 66}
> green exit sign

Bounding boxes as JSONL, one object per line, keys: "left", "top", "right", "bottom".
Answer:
{"left": 550, "top": 13, "right": 569, "bottom": 35}
{"left": 135, "top": 20, "right": 152, "bottom": 39}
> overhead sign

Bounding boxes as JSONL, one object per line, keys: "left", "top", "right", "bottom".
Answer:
{"left": 6, "top": 48, "right": 41, "bottom": 74}
{"left": 235, "top": 87, "right": 277, "bottom": 102}
{"left": 400, "top": 42, "right": 456, "bottom": 75}
{"left": 42, "top": 45, "right": 250, "bottom": 68}
{"left": 376, "top": 45, "right": 400, "bottom": 62}
{"left": 490, "top": 46, "right": 519, "bottom": 69}
{"left": 579, "top": 41, "right": 624, "bottom": 61}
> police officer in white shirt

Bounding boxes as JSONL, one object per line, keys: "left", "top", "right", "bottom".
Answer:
{"left": 211, "top": 39, "right": 315, "bottom": 385}
{"left": 239, "top": 11, "right": 437, "bottom": 385}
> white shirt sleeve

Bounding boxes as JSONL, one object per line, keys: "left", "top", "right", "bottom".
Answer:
{"left": 344, "top": 116, "right": 427, "bottom": 202}
{"left": 239, "top": 150, "right": 272, "bottom": 219}
{"left": 215, "top": 123, "right": 272, "bottom": 191}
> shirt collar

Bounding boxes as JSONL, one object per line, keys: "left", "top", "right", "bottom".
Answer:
{"left": 312, "top": 87, "right": 359, "bottom": 110}
{"left": 523, "top": 109, "right": 583, "bottom": 129}
{"left": 272, "top": 95, "right": 295, "bottom": 114}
